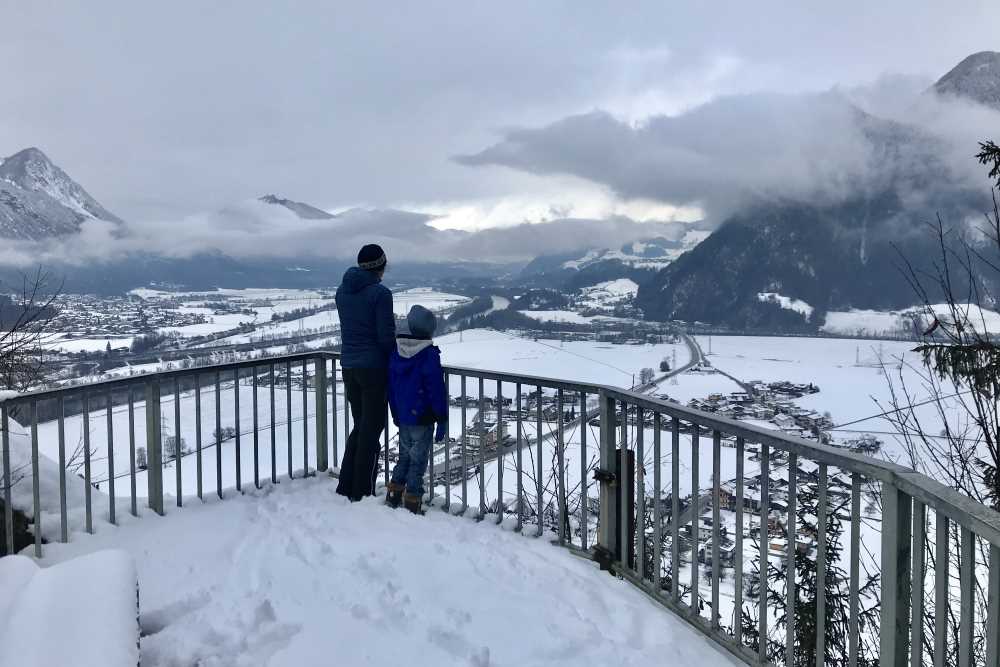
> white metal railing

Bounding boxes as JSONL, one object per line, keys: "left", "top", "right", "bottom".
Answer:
{"left": 2, "top": 350, "right": 999, "bottom": 665}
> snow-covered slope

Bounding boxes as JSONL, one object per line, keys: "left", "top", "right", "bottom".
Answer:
{"left": 38, "top": 477, "right": 739, "bottom": 666}
{"left": 932, "top": 50, "right": 1000, "bottom": 110}
{"left": 0, "top": 147, "right": 122, "bottom": 240}
{"left": 562, "top": 232, "right": 709, "bottom": 271}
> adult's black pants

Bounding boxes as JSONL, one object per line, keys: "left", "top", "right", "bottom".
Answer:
{"left": 336, "top": 367, "right": 388, "bottom": 501}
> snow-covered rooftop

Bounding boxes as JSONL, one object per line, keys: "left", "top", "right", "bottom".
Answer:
{"left": 36, "top": 477, "right": 739, "bottom": 666}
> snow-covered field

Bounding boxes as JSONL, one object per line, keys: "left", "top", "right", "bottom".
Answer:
{"left": 45, "top": 335, "right": 135, "bottom": 353}
{"left": 391, "top": 288, "right": 470, "bottom": 317}
{"left": 691, "top": 335, "right": 955, "bottom": 461}
{"left": 821, "top": 302, "right": 1000, "bottom": 336}
{"left": 36, "top": 478, "right": 739, "bottom": 666}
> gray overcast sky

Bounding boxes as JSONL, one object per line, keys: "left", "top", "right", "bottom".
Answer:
{"left": 2, "top": 1, "right": 999, "bottom": 226}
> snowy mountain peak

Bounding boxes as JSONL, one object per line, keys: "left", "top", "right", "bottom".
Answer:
{"left": 0, "top": 147, "right": 123, "bottom": 240}
{"left": 932, "top": 51, "right": 1000, "bottom": 110}
{"left": 258, "top": 194, "right": 334, "bottom": 220}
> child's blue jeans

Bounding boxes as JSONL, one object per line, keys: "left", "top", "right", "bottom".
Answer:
{"left": 391, "top": 424, "right": 434, "bottom": 496}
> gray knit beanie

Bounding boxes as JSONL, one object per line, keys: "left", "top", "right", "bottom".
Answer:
{"left": 406, "top": 305, "right": 437, "bottom": 339}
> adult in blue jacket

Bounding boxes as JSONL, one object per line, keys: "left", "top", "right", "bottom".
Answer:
{"left": 335, "top": 244, "right": 395, "bottom": 501}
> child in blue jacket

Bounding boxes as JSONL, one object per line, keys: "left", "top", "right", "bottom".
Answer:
{"left": 386, "top": 305, "right": 448, "bottom": 513}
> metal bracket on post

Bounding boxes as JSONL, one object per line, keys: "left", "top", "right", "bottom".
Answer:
{"left": 593, "top": 468, "right": 617, "bottom": 485}
{"left": 315, "top": 356, "right": 328, "bottom": 473}
{"left": 880, "top": 484, "right": 913, "bottom": 667}
{"left": 595, "top": 390, "right": 619, "bottom": 571}
{"left": 145, "top": 380, "right": 164, "bottom": 515}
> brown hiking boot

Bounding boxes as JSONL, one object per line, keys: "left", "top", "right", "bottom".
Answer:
{"left": 385, "top": 481, "right": 405, "bottom": 509}
{"left": 402, "top": 492, "right": 423, "bottom": 515}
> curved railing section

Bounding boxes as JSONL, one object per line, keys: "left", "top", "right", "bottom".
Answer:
{"left": 2, "top": 350, "right": 998, "bottom": 665}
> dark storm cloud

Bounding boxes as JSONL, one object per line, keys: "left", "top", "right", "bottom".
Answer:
{"left": 457, "top": 86, "right": 1000, "bottom": 222}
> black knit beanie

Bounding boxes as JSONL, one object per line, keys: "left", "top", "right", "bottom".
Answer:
{"left": 357, "top": 244, "right": 387, "bottom": 271}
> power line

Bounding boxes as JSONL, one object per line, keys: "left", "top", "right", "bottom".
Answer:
{"left": 831, "top": 390, "right": 970, "bottom": 429}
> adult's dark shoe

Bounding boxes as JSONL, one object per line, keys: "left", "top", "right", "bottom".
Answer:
{"left": 385, "top": 481, "right": 404, "bottom": 509}
{"left": 403, "top": 492, "right": 423, "bottom": 515}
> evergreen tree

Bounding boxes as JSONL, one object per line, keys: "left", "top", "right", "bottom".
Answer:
{"left": 739, "top": 474, "right": 880, "bottom": 665}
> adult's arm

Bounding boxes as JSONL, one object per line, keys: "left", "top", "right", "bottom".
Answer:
{"left": 374, "top": 287, "right": 396, "bottom": 364}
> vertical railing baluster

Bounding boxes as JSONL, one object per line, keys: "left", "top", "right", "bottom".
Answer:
{"left": 461, "top": 375, "right": 468, "bottom": 513}
{"left": 215, "top": 372, "right": 222, "bottom": 498}
{"left": 195, "top": 374, "right": 203, "bottom": 500}
{"left": 58, "top": 396, "right": 69, "bottom": 538}
{"left": 535, "top": 384, "right": 543, "bottom": 537}
{"left": 515, "top": 383, "right": 523, "bottom": 531}
{"left": 302, "top": 360, "right": 309, "bottom": 476}
{"left": 849, "top": 473, "right": 862, "bottom": 667}
{"left": 735, "top": 436, "right": 745, "bottom": 644}
{"left": 478, "top": 377, "right": 485, "bottom": 519}
{"left": 331, "top": 358, "right": 338, "bottom": 470}
{"left": 497, "top": 380, "right": 505, "bottom": 524}
{"left": 880, "top": 485, "right": 913, "bottom": 666}
{"left": 234, "top": 368, "right": 242, "bottom": 492}
{"left": 959, "top": 527, "right": 974, "bottom": 667}
{"left": 986, "top": 544, "right": 1000, "bottom": 667}
{"left": 253, "top": 366, "right": 260, "bottom": 488}
{"left": 933, "top": 511, "right": 949, "bottom": 667}
{"left": 269, "top": 363, "right": 276, "bottom": 483}
{"left": 636, "top": 408, "right": 646, "bottom": 579}
{"left": 671, "top": 416, "right": 680, "bottom": 605}
{"left": 910, "top": 500, "right": 926, "bottom": 667}
{"left": 596, "top": 391, "right": 617, "bottom": 564}
{"left": 315, "top": 357, "right": 328, "bottom": 474}
{"left": 342, "top": 363, "right": 349, "bottom": 478}
{"left": 711, "top": 429, "right": 720, "bottom": 630}
{"left": 620, "top": 401, "right": 628, "bottom": 572}
{"left": 127, "top": 388, "right": 137, "bottom": 518}
{"left": 556, "top": 388, "right": 566, "bottom": 541}
{"left": 444, "top": 372, "right": 451, "bottom": 511}
{"left": 690, "top": 423, "right": 699, "bottom": 613}
{"left": 815, "top": 463, "right": 828, "bottom": 667}
{"left": 759, "top": 442, "right": 769, "bottom": 663}
{"left": 580, "top": 391, "right": 588, "bottom": 551}
{"left": 2, "top": 402, "right": 13, "bottom": 553}
{"left": 84, "top": 392, "right": 92, "bottom": 532}
{"left": 174, "top": 376, "right": 182, "bottom": 505}
{"left": 428, "top": 374, "right": 436, "bottom": 504}
{"left": 785, "top": 452, "right": 798, "bottom": 660}
{"left": 383, "top": 417, "right": 389, "bottom": 489}
{"left": 652, "top": 413, "right": 661, "bottom": 592}
{"left": 30, "top": 401, "right": 41, "bottom": 557}
{"left": 286, "top": 361, "right": 293, "bottom": 479}
{"left": 146, "top": 381, "right": 164, "bottom": 514}
{"left": 107, "top": 390, "right": 116, "bottom": 525}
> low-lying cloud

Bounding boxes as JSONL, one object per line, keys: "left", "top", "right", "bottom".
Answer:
{"left": 456, "top": 83, "right": 1000, "bottom": 224}
{"left": 0, "top": 200, "right": 688, "bottom": 269}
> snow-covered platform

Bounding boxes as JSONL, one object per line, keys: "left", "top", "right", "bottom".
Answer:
{"left": 37, "top": 477, "right": 740, "bottom": 666}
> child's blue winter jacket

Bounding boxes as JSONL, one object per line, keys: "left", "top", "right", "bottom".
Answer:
{"left": 388, "top": 336, "right": 448, "bottom": 426}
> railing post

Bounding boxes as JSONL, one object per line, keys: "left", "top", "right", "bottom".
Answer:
{"left": 145, "top": 380, "right": 164, "bottom": 515}
{"left": 879, "top": 484, "right": 912, "bottom": 667}
{"left": 594, "top": 390, "right": 619, "bottom": 569}
{"left": 315, "top": 356, "right": 328, "bottom": 472}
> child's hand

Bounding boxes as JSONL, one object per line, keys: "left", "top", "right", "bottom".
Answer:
{"left": 435, "top": 421, "right": 447, "bottom": 443}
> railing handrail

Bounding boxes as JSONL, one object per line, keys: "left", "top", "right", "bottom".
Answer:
{"left": 6, "top": 349, "right": 1000, "bottom": 548}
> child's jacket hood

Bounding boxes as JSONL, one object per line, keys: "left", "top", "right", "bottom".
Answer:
{"left": 397, "top": 336, "right": 433, "bottom": 359}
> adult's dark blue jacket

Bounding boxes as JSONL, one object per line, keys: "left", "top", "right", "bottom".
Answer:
{"left": 335, "top": 267, "right": 395, "bottom": 369}
{"left": 388, "top": 336, "right": 448, "bottom": 426}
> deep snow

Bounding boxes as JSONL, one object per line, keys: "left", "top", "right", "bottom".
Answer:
{"left": 37, "top": 477, "right": 740, "bottom": 667}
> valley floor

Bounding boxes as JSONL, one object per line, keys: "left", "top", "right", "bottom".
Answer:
{"left": 37, "top": 477, "right": 739, "bottom": 667}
